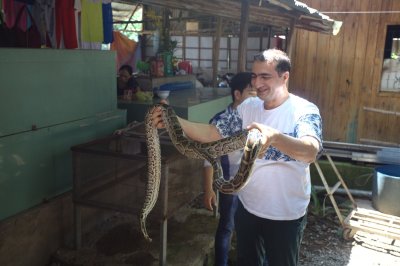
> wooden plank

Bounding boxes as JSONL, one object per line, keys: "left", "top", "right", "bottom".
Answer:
{"left": 340, "top": 0, "right": 361, "bottom": 141}
{"left": 351, "top": 214, "right": 400, "bottom": 230}
{"left": 290, "top": 28, "right": 309, "bottom": 97}
{"left": 348, "top": 219, "right": 400, "bottom": 235}
{"left": 357, "top": 0, "right": 384, "bottom": 143}
{"left": 358, "top": 0, "right": 400, "bottom": 144}
{"left": 369, "top": 0, "right": 389, "bottom": 95}
{"left": 272, "top": 0, "right": 400, "bottom": 144}
{"left": 347, "top": 221, "right": 400, "bottom": 239}
{"left": 346, "top": 208, "right": 400, "bottom": 240}
{"left": 301, "top": 0, "right": 321, "bottom": 101}
{"left": 322, "top": 0, "right": 347, "bottom": 141}
{"left": 347, "top": 0, "right": 372, "bottom": 143}
{"left": 313, "top": 0, "right": 331, "bottom": 115}
{"left": 355, "top": 208, "right": 400, "bottom": 219}
{"left": 371, "top": 0, "right": 395, "bottom": 143}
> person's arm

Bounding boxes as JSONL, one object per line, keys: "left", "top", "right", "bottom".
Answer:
{"left": 151, "top": 104, "right": 222, "bottom": 142}
{"left": 203, "top": 165, "right": 216, "bottom": 211}
{"left": 272, "top": 133, "right": 320, "bottom": 163}
{"left": 178, "top": 117, "right": 221, "bottom": 142}
{"left": 248, "top": 122, "right": 320, "bottom": 163}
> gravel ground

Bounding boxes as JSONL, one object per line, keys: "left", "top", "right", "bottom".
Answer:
{"left": 209, "top": 196, "right": 400, "bottom": 266}
{"left": 50, "top": 196, "right": 400, "bottom": 266}
{"left": 299, "top": 198, "right": 400, "bottom": 266}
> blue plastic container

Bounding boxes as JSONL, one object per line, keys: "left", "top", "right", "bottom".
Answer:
{"left": 159, "top": 81, "right": 193, "bottom": 91}
{"left": 372, "top": 165, "right": 400, "bottom": 216}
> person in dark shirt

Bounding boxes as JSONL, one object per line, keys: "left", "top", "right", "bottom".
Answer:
{"left": 202, "top": 72, "right": 260, "bottom": 266}
{"left": 117, "top": 64, "right": 140, "bottom": 98}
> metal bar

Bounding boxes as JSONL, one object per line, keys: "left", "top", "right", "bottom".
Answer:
{"left": 321, "top": 140, "right": 400, "bottom": 164}
{"left": 214, "top": 191, "right": 219, "bottom": 218}
{"left": 74, "top": 199, "right": 137, "bottom": 214}
{"left": 160, "top": 163, "right": 169, "bottom": 266}
{"left": 323, "top": 140, "right": 384, "bottom": 152}
{"left": 77, "top": 165, "right": 146, "bottom": 200}
{"left": 72, "top": 153, "right": 82, "bottom": 249}
{"left": 359, "top": 138, "right": 400, "bottom": 148}
{"left": 74, "top": 205, "right": 82, "bottom": 249}
{"left": 313, "top": 186, "right": 371, "bottom": 198}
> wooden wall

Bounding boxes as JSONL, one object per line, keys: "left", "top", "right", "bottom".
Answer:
{"left": 290, "top": 0, "right": 400, "bottom": 146}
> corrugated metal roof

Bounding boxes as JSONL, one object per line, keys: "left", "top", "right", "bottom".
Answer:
{"left": 113, "top": 0, "right": 342, "bottom": 35}
{"left": 269, "top": 0, "right": 342, "bottom": 35}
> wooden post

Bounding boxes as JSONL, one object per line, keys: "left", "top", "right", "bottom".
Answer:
{"left": 227, "top": 35, "right": 232, "bottom": 70}
{"left": 182, "top": 32, "right": 186, "bottom": 60}
{"left": 212, "top": 17, "right": 223, "bottom": 87}
{"left": 267, "top": 26, "right": 272, "bottom": 49}
{"left": 161, "top": 8, "right": 171, "bottom": 53}
{"left": 237, "top": 0, "right": 250, "bottom": 72}
{"left": 286, "top": 20, "right": 295, "bottom": 58}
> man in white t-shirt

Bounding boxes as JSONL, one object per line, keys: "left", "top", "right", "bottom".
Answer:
{"left": 152, "top": 49, "right": 322, "bottom": 266}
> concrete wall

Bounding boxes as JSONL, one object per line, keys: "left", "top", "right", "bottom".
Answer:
{"left": 0, "top": 193, "right": 74, "bottom": 266}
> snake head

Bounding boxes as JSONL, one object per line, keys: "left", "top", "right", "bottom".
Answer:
{"left": 245, "top": 128, "right": 265, "bottom": 158}
{"left": 247, "top": 128, "right": 264, "bottom": 145}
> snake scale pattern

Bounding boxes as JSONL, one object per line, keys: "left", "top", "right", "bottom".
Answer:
{"left": 141, "top": 103, "right": 264, "bottom": 242}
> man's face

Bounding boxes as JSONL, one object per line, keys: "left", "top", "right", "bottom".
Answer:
{"left": 251, "top": 61, "right": 288, "bottom": 104}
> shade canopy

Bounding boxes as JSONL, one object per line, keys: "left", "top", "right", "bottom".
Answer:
{"left": 114, "top": 0, "right": 342, "bottom": 35}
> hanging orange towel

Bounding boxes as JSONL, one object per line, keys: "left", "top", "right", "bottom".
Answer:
{"left": 110, "top": 31, "right": 137, "bottom": 71}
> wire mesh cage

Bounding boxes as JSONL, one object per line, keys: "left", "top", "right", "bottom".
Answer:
{"left": 71, "top": 132, "right": 204, "bottom": 247}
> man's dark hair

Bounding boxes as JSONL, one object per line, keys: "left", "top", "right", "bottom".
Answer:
{"left": 253, "top": 49, "right": 291, "bottom": 76}
{"left": 119, "top": 64, "right": 133, "bottom": 75}
{"left": 229, "top": 72, "right": 252, "bottom": 101}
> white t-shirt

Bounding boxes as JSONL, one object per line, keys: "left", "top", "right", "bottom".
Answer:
{"left": 216, "top": 94, "right": 322, "bottom": 220}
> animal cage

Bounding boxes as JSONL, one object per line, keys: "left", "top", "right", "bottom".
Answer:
{"left": 71, "top": 128, "right": 203, "bottom": 265}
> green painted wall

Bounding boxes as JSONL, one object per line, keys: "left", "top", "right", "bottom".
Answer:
{"left": 0, "top": 49, "right": 126, "bottom": 220}
{"left": 0, "top": 49, "right": 118, "bottom": 137}
{"left": 188, "top": 96, "right": 231, "bottom": 123}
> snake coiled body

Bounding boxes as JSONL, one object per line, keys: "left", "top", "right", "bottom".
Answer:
{"left": 141, "top": 103, "right": 264, "bottom": 241}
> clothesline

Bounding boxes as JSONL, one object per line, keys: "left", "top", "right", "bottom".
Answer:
{"left": 1, "top": 0, "right": 114, "bottom": 49}
{"left": 320, "top": 11, "right": 400, "bottom": 14}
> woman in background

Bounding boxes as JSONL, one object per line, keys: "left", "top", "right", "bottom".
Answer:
{"left": 117, "top": 64, "right": 140, "bottom": 98}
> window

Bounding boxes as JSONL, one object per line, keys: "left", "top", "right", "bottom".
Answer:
{"left": 380, "top": 25, "right": 400, "bottom": 92}
{"left": 112, "top": 4, "right": 143, "bottom": 42}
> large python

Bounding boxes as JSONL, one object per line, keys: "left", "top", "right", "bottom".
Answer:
{"left": 141, "top": 103, "right": 264, "bottom": 242}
